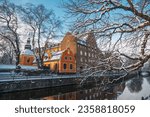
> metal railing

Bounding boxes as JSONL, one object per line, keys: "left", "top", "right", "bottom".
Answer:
{"left": 0, "top": 72, "right": 83, "bottom": 81}
{"left": 0, "top": 71, "right": 126, "bottom": 82}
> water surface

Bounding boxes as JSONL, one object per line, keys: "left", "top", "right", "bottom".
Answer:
{"left": 0, "top": 76, "right": 150, "bottom": 100}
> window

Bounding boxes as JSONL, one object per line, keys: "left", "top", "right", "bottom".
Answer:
{"left": 81, "top": 58, "right": 83, "bottom": 62}
{"left": 95, "top": 55, "right": 97, "bottom": 58}
{"left": 80, "top": 50, "right": 83, "bottom": 55}
{"left": 70, "top": 64, "right": 73, "bottom": 69}
{"left": 54, "top": 64, "right": 58, "bottom": 72}
{"left": 65, "top": 56, "right": 67, "bottom": 60}
{"left": 93, "top": 94, "right": 95, "bottom": 98}
{"left": 27, "top": 58, "right": 30, "bottom": 63}
{"left": 85, "top": 52, "right": 87, "bottom": 56}
{"left": 69, "top": 57, "right": 72, "bottom": 60}
{"left": 63, "top": 63, "right": 67, "bottom": 70}
{"left": 89, "top": 53, "right": 90, "bottom": 57}
{"left": 48, "top": 64, "right": 51, "bottom": 69}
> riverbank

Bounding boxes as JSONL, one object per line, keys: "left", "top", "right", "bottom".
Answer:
{"left": 0, "top": 71, "right": 138, "bottom": 93}
{"left": 0, "top": 77, "right": 81, "bottom": 93}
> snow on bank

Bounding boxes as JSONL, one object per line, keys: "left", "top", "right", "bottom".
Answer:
{"left": 0, "top": 64, "right": 38, "bottom": 70}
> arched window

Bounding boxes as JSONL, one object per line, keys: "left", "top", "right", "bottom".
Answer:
{"left": 27, "top": 58, "right": 30, "bottom": 63}
{"left": 70, "top": 64, "right": 73, "bottom": 69}
{"left": 64, "top": 63, "right": 67, "bottom": 69}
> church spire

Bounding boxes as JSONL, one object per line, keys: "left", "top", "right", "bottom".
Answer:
{"left": 25, "top": 38, "right": 31, "bottom": 50}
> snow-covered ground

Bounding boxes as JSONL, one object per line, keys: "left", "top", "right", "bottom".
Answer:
{"left": 0, "top": 64, "right": 38, "bottom": 70}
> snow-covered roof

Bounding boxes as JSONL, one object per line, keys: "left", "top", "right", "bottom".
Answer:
{"left": 43, "top": 58, "right": 49, "bottom": 62}
{"left": 50, "top": 54, "right": 62, "bottom": 61}
{"left": 81, "top": 35, "right": 88, "bottom": 41}
{"left": 50, "top": 50, "right": 64, "bottom": 61}
{"left": 76, "top": 33, "right": 88, "bottom": 46}
{"left": 52, "top": 50, "right": 64, "bottom": 55}
{"left": 21, "top": 49, "right": 34, "bottom": 56}
{"left": 20, "top": 65, "right": 38, "bottom": 70}
{"left": 44, "top": 53, "right": 48, "bottom": 57}
{"left": 77, "top": 40, "right": 87, "bottom": 46}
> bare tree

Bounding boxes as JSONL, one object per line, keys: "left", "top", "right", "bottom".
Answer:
{"left": 0, "top": 0, "right": 21, "bottom": 66}
{"left": 0, "top": 38, "right": 15, "bottom": 64}
{"left": 63, "top": 0, "right": 150, "bottom": 73}
{"left": 19, "top": 4, "right": 61, "bottom": 69}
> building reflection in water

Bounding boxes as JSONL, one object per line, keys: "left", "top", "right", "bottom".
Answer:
{"left": 42, "top": 83, "right": 125, "bottom": 100}
{"left": 1, "top": 76, "right": 150, "bottom": 100}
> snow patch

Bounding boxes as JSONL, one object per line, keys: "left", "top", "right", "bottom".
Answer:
{"left": 0, "top": 64, "right": 37, "bottom": 70}
{"left": 50, "top": 50, "right": 64, "bottom": 61}
{"left": 21, "top": 49, "right": 34, "bottom": 56}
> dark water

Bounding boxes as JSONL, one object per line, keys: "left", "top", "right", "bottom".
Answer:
{"left": 0, "top": 76, "right": 150, "bottom": 100}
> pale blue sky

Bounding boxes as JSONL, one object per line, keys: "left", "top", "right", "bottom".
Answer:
{"left": 10, "top": 0, "right": 68, "bottom": 34}
{"left": 11, "top": 0, "right": 65, "bottom": 17}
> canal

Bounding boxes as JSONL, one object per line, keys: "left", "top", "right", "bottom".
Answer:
{"left": 0, "top": 75, "right": 150, "bottom": 100}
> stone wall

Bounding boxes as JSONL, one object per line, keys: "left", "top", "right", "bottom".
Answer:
{"left": 0, "top": 78, "right": 80, "bottom": 93}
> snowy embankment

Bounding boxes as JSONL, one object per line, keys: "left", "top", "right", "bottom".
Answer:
{"left": 0, "top": 64, "right": 38, "bottom": 73}
{"left": 0, "top": 64, "right": 38, "bottom": 78}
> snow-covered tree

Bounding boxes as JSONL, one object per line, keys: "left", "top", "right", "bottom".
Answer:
{"left": 63, "top": 0, "right": 150, "bottom": 73}
{"left": 19, "top": 4, "right": 62, "bottom": 69}
{"left": 0, "top": 0, "right": 21, "bottom": 66}
{"left": 0, "top": 39, "right": 15, "bottom": 64}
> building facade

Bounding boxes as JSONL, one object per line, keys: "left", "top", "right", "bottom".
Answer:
{"left": 44, "top": 48, "right": 76, "bottom": 74}
{"left": 20, "top": 32, "right": 102, "bottom": 73}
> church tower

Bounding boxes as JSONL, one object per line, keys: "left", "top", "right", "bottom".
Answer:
{"left": 20, "top": 38, "right": 34, "bottom": 66}
{"left": 25, "top": 38, "right": 32, "bottom": 50}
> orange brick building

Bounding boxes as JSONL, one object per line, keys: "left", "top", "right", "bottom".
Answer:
{"left": 20, "top": 38, "right": 34, "bottom": 66}
{"left": 44, "top": 48, "right": 76, "bottom": 73}
{"left": 20, "top": 32, "right": 101, "bottom": 74}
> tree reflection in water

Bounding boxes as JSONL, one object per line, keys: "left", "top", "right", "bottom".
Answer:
{"left": 1, "top": 76, "right": 150, "bottom": 100}
{"left": 146, "top": 77, "right": 150, "bottom": 85}
{"left": 127, "top": 77, "right": 143, "bottom": 93}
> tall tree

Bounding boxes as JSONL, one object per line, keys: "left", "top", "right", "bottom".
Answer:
{"left": 20, "top": 4, "right": 61, "bottom": 69}
{"left": 0, "top": 38, "right": 15, "bottom": 64}
{"left": 63, "top": 0, "right": 150, "bottom": 73}
{"left": 0, "top": 0, "right": 21, "bottom": 66}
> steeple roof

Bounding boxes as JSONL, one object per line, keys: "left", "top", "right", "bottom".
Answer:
{"left": 25, "top": 38, "right": 31, "bottom": 50}
{"left": 21, "top": 38, "right": 33, "bottom": 56}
